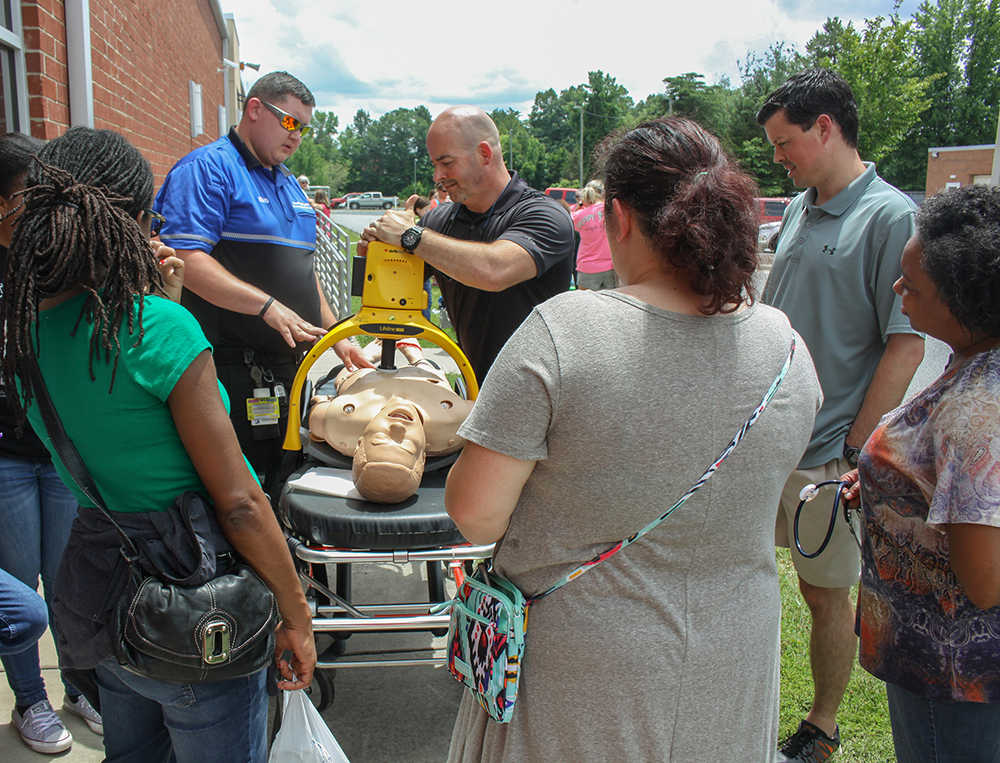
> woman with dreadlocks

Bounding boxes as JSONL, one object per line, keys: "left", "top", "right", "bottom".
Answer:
{"left": 0, "top": 132, "right": 103, "bottom": 754}
{"left": 1, "top": 127, "right": 315, "bottom": 763}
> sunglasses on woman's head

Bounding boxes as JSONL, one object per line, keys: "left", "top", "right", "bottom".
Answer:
{"left": 145, "top": 210, "right": 165, "bottom": 238}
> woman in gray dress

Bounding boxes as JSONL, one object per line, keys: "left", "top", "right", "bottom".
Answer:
{"left": 444, "top": 117, "right": 822, "bottom": 762}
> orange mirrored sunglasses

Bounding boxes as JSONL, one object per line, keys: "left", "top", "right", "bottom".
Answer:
{"left": 261, "top": 101, "right": 312, "bottom": 136}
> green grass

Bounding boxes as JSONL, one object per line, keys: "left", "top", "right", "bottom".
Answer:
{"left": 777, "top": 548, "right": 894, "bottom": 761}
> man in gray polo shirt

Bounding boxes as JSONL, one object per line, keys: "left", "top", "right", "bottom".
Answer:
{"left": 758, "top": 69, "right": 925, "bottom": 763}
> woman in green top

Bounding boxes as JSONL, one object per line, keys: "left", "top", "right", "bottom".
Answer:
{"left": 0, "top": 127, "right": 315, "bottom": 763}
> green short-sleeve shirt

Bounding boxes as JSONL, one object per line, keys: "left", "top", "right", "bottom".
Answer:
{"left": 763, "top": 163, "right": 918, "bottom": 468}
{"left": 26, "top": 293, "right": 217, "bottom": 512}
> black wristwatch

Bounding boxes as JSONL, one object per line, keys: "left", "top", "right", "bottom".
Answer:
{"left": 400, "top": 226, "right": 424, "bottom": 254}
{"left": 843, "top": 445, "right": 862, "bottom": 468}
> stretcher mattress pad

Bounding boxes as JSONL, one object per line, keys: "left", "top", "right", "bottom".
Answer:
{"left": 279, "top": 465, "right": 465, "bottom": 549}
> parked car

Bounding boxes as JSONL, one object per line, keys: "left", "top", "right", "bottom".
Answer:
{"left": 758, "top": 220, "right": 782, "bottom": 252}
{"left": 346, "top": 192, "right": 398, "bottom": 210}
{"left": 544, "top": 187, "right": 578, "bottom": 206}
{"left": 757, "top": 197, "right": 791, "bottom": 223}
{"left": 333, "top": 192, "right": 361, "bottom": 209}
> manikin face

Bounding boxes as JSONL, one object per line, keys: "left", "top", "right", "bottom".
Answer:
{"left": 246, "top": 96, "right": 313, "bottom": 169}
{"left": 357, "top": 399, "right": 427, "bottom": 470}
{"left": 427, "top": 126, "right": 485, "bottom": 209}
{"left": 763, "top": 109, "right": 825, "bottom": 190}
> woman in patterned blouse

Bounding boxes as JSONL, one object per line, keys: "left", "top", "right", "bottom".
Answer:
{"left": 841, "top": 184, "right": 1000, "bottom": 763}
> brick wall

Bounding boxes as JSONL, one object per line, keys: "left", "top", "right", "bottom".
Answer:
{"left": 925, "top": 147, "right": 994, "bottom": 196}
{"left": 20, "top": 0, "right": 226, "bottom": 186}
{"left": 22, "top": 1, "right": 69, "bottom": 139}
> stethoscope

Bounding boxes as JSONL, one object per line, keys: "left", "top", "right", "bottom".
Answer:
{"left": 793, "top": 480, "right": 862, "bottom": 558}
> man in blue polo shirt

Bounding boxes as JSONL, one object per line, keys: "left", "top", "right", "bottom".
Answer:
{"left": 758, "top": 69, "right": 925, "bottom": 762}
{"left": 155, "top": 71, "right": 368, "bottom": 494}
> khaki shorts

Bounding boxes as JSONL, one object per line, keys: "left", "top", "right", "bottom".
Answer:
{"left": 576, "top": 269, "right": 617, "bottom": 291}
{"left": 774, "top": 458, "right": 861, "bottom": 588}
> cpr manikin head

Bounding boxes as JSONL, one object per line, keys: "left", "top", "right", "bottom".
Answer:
{"left": 309, "top": 366, "right": 471, "bottom": 503}
{"left": 351, "top": 400, "right": 428, "bottom": 503}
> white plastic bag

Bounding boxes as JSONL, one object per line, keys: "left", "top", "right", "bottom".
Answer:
{"left": 268, "top": 688, "right": 351, "bottom": 763}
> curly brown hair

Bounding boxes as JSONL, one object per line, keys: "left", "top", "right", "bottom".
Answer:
{"left": 595, "top": 117, "right": 760, "bottom": 315}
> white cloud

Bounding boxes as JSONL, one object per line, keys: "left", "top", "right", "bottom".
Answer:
{"left": 219, "top": 0, "right": 907, "bottom": 130}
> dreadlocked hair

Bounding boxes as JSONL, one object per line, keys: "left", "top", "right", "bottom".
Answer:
{"left": 0, "top": 127, "right": 160, "bottom": 426}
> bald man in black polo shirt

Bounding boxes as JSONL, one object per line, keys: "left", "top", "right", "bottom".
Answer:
{"left": 359, "top": 105, "right": 574, "bottom": 381}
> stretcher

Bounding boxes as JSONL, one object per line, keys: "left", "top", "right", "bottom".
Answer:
{"left": 277, "top": 243, "right": 492, "bottom": 710}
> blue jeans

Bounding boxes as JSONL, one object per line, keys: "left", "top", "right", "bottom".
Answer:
{"left": 887, "top": 682, "right": 1000, "bottom": 762}
{"left": 95, "top": 659, "right": 268, "bottom": 763}
{"left": 0, "top": 566, "right": 47, "bottom": 656}
{"left": 0, "top": 456, "right": 80, "bottom": 705}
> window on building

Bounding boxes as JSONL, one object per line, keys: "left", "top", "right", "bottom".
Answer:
{"left": 0, "top": 0, "right": 28, "bottom": 133}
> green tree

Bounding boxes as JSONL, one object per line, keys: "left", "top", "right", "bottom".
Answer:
{"left": 528, "top": 85, "right": 586, "bottom": 157}
{"left": 491, "top": 108, "right": 552, "bottom": 190}
{"left": 881, "top": 0, "right": 1000, "bottom": 189}
{"left": 581, "top": 70, "right": 633, "bottom": 179}
{"left": 832, "top": 11, "right": 937, "bottom": 165}
{"left": 285, "top": 109, "right": 350, "bottom": 193}
{"left": 729, "top": 42, "right": 808, "bottom": 195}
{"left": 339, "top": 107, "right": 434, "bottom": 196}
{"left": 657, "top": 72, "right": 734, "bottom": 138}
{"left": 805, "top": 17, "right": 849, "bottom": 66}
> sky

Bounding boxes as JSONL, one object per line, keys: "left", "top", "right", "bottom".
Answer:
{"left": 217, "top": 0, "right": 909, "bottom": 132}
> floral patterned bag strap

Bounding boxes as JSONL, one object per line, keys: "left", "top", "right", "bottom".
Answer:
{"left": 526, "top": 336, "right": 796, "bottom": 605}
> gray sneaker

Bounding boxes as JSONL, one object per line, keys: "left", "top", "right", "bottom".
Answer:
{"left": 11, "top": 699, "right": 73, "bottom": 753}
{"left": 64, "top": 694, "right": 103, "bottom": 735}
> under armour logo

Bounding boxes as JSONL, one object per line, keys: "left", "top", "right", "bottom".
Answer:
{"left": 822, "top": 245, "right": 837, "bottom": 255}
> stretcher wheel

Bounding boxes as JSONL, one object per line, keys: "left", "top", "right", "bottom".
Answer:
{"left": 308, "top": 669, "right": 335, "bottom": 713}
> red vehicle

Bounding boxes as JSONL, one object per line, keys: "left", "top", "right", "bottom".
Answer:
{"left": 332, "top": 192, "right": 361, "bottom": 209}
{"left": 757, "top": 197, "right": 791, "bottom": 223}
{"left": 544, "top": 187, "right": 578, "bottom": 206}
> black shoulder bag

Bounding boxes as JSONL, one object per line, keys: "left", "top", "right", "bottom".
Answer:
{"left": 28, "top": 357, "right": 278, "bottom": 685}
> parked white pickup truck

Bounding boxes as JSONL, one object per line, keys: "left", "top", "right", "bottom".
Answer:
{"left": 347, "top": 192, "right": 397, "bottom": 210}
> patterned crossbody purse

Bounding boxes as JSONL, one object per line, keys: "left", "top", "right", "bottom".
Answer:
{"left": 439, "top": 337, "right": 796, "bottom": 723}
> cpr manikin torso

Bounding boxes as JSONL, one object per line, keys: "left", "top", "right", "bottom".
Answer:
{"left": 308, "top": 363, "right": 472, "bottom": 503}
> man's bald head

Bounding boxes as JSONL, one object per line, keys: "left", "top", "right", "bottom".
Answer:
{"left": 429, "top": 106, "right": 502, "bottom": 154}
{"left": 426, "top": 105, "right": 510, "bottom": 212}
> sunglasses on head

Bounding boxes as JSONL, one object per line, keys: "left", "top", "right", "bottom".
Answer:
{"left": 145, "top": 209, "right": 166, "bottom": 238}
{"left": 261, "top": 101, "right": 312, "bottom": 136}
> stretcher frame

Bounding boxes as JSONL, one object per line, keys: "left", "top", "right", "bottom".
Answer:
{"left": 279, "top": 243, "right": 491, "bottom": 679}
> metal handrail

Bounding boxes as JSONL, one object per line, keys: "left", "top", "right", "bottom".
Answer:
{"left": 313, "top": 215, "right": 352, "bottom": 320}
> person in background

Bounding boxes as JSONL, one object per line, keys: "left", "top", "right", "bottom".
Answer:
{"left": 0, "top": 569, "right": 47, "bottom": 658}
{"left": 444, "top": 117, "right": 821, "bottom": 762}
{"left": 758, "top": 69, "right": 925, "bottom": 763}
{"left": 571, "top": 179, "right": 615, "bottom": 290}
{"left": 1, "top": 126, "right": 315, "bottom": 763}
{"left": 841, "top": 185, "right": 1000, "bottom": 762}
{"left": 0, "top": 132, "right": 103, "bottom": 754}
{"left": 313, "top": 189, "right": 331, "bottom": 217}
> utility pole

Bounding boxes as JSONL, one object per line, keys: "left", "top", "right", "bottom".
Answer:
{"left": 575, "top": 105, "right": 584, "bottom": 186}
